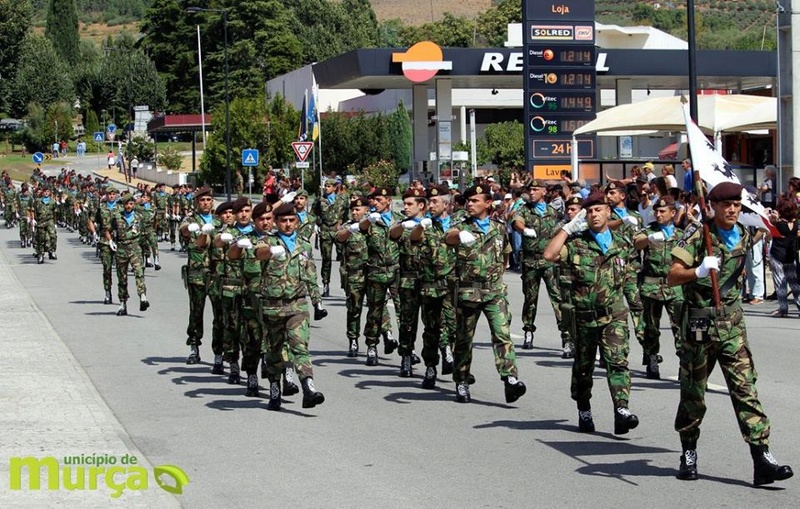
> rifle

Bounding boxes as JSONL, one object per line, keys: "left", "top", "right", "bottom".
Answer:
{"left": 693, "top": 168, "right": 722, "bottom": 313}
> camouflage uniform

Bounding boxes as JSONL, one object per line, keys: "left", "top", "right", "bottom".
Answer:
{"left": 96, "top": 202, "right": 119, "bottom": 293}
{"left": 560, "top": 228, "right": 634, "bottom": 410}
{"left": 671, "top": 222, "right": 770, "bottom": 445}
{"left": 610, "top": 207, "right": 646, "bottom": 347}
{"left": 112, "top": 208, "right": 146, "bottom": 301}
{"left": 451, "top": 217, "right": 518, "bottom": 384}
{"left": 418, "top": 215, "right": 456, "bottom": 368}
{"left": 216, "top": 224, "right": 253, "bottom": 364}
{"left": 32, "top": 196, "right": 57, "bottom": 256}
{"left": 17, "top": 191, "right": 33, "bottom": 247}
{"left": 394, "top": 220, "right": 425, "bottom": 358}
{"left": 514, "top": 202, "right": 569, "bottom": 346}
{"left": 4, "top": 185, "right": 18, "bottom": 227}
{"left": 363, "top": 211, "right": 404, "bottom": 348}
{"left": 256, "top": 233, "right": 322, "bottom": 383}
{"left": 637, "top": 222, "right": 685, "bottom": 357}
{"left": 296, "top": 209, "right": 316, "bottom": 245}
{"left": 152, "top": 189, "right": 169, "bottom": 240}
{"left": 316, "top": 192, "right": 348, "bottom": 285}
{"left": 167, "top": 192, "right": 180, "bottom": 245}
{"left": 241, "top": 228, "right": 269, "bottom": 376}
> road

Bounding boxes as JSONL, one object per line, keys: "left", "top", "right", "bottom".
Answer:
{"left": 0, "top": 221, "right": 798, "bottom": 507}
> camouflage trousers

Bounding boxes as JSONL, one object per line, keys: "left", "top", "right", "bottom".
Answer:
{"left": 262, "top": 298, "right": 313, "bottom": 383}
{"left": 419, "top": 285, "right": 455, "bottom": 367}
{"left": 168, "top": 219, "right": 178, "bottom": 244}
{"left": 77, "top": 214, "right": 88, "bottom": 238}
{"left": 34, "top": 221, "right": 57, "bottom": 255}
{"left": 364, "top": 278, "right": 400, "bottom": 347}
{"left": 99, "top": 243, "right": 115, "bottom": 292}
{"left": 319, "top": 229, "right": 336, "bottom": 284}
{"left": 185, "top": 282, "right": 224, "bottom": 355}
{"left": 675, "top": 307, "right": 770, "bottom": 445}
{"left": 453, "top": 294, "right": 518, "bottom": 384}
{"left": 623, "top": 277, "right": 645, "bottom": 344}
{"left": 239, "top": 304, "right": 263, "bottom": 375}
{"left": 571, "top": 309, "right": 631, "bottom": 410}
{"left": 19, "top": 218, "right": 30, "bottom": 244}
{"left": 139, "top": 230, "right": 159, "bottom": 261}
{"left": 115, "top": 241, "right": 145, "bottom": 301}
{"left": 4, "top": 206, "right": 16, "bottom": 225}
{"left": 642, "top": 296, "right": 685, "bottom": 356}
{"left": 521, "top": 262, "right": 568, "bottom": 343}
{"left": 398, "top": 285, "right": 422, "bottom": 356}
{"left": 222, "top": 293, "right": 244, "bottom": 363}
{"left": 155, "top": 210, "right": 167, "bottom": 239}
{"left": 345, "top": 282, "right": 391, "bottom": 341}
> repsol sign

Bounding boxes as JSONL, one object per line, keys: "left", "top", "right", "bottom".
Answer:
{"left": 480, "top": 52, "right": 610, "bottom": 73}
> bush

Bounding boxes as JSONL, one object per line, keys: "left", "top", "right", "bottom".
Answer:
{"left": 359, "top": 160, "right": 399, "bottom": 192}
{"left": 158, "top": 146, "right": 182, "bottom": 171}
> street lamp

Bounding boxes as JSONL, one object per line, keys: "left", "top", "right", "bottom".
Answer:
{"left": 187, "top": 6, "right": 231, "bottom": 200}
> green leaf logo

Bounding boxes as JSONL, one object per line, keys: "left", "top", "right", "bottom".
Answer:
{"left": 153, "top": 465, "right": 190, "bottom": 495}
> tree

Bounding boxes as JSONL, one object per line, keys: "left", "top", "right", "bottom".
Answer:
{"left": 400, "top": 13, "right": 476, "bottom": 48}
{"left": 45, "top": 0, "right": 80, "bottom": 64}
{"left": 476, "top": 0, "right": 522, "bottom": 47}
{"left": 9, "top": 34, "right": 75, "bottom": 118}
{"left": 19, "top": 101, "right": 73, "bottom": 152}
{"left": 480, "top": 121, "right": 524, "bottom": 174}
{"left": 126, "top": 132, "right": 156, "bottom": 162}
{"left": 387, "top": 102, "right": 412, "bottom": 174}
{"left": 0, "top": 0, "right": 33, "bottom": 115}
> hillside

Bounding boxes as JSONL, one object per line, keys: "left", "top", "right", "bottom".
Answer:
{"left": 368, "top": 0, "right": 492, "bottom": 25}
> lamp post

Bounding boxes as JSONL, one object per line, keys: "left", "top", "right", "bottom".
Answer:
{"left": 187, "top": 6, "right": 231, "bottom": 200}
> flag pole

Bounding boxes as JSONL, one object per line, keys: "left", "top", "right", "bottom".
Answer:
{"left": 316, "top": 85, "right": 324, "bottom": 185}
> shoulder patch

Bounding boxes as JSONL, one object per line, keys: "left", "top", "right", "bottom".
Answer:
{"left": 677, "top": 222, "right": 700, "bottom": 249}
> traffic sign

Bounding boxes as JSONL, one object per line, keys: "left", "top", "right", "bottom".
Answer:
{"left": 32, "top": 152, "right": 44, "bottom": 164}
{"left": 93, "top": 132, "right": 104, "bottom": 142}
{"left": 291, "top": 141, "right": 313, "bottom": 162}
{"left": 241, "top": 149, "right": 259, "bottom": 167}
{"left": 107, "top": 123, "right": 116, "bottom": 133}
{"left": 295, "top": 162, "right": 310, "bottom": 169}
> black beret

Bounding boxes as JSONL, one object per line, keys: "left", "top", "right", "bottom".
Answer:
{"left": 273, "top": 202, "right": 296, "bottom": 217}
{"left": 252, "top": 201, "right": 272, "bottom": 217}
{"left": 463, "top": 185, "right": 492, "bottom": 199}
{"left": 604, "top": 181, "right": 626, "bottom": 193}
{"left": 426, "top": 185, "right": 449, "bottom": 198}
{"left": 402, "top": 188, "right": 426, "bottom": 199}
{"left": 565, "top": 196, "right": 582, "bottom": 207}
{"left": 231, "top": 197, "right": 252, "bottom": 213}
{"left": 369, "top": 187, "right": 392, "bottom": 199}
{"left": 195, "top": 186, "right": 213, "bottom": 199}
{"left": 653, "top": 196, "right": 676, "bottom": 209}
{"left": 582, "top": 192, "right": 608, "bottom": 208}
{"left": 215, "top": 201, "right": 233, "bottom": 215}
{"left": 707, "top": 182, "right": 744, "bottom": 202}
{"left": 350, "top": 195, "right": 369, "bottom": 208}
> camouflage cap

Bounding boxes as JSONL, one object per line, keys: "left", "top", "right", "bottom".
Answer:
{"left": 195, "top": 186, "right": 213, "bottom": 199}
{"left": 369, "top": 187, "right": 392, "bottom": 199}
{"left": 652, "top": 196, "right": 676, "bottom": 209}
{"left": 120, "top": 193, "right": 135, "bottom": 203}
{"left": 582, "top": 192, "right": 608, "bottom": 208}
{"left": 350, "top": 195, "right": 369, "bottom": 208}
{"left": 215, "top": 201, "right": 234, "bottom": 215}
{"left": 426, "top": 185, "right": 449, "bottom": 198}
{"left": 324, "top": 178, "right": 338, "bottom": 186}
{"left": 231, "top": 197, "right": 252, "bottom": 213}
{"left": 252, "top": 201, "right": 272, "bottom": 217}
{"left": 526, "top": 179, "right": 546, "bottom": 189}
{"left": 295, "top": 189, "right": 309, "bottom": 198}
{"left": 707, "top": 182, "right": 743, "bottom": 202}
{"left": 402, "top": 187, "right": 426, "bottom": 200}
{"left": 273, "top": 202, "right": 296, "bottom": 217}
{"left": 463, "top": 185, "right": 492, "bottom": 199}
{"left": 565, "top": 195, "right": 582, "bottom": 207}
{"left": 105, "top": 186, "right": 120, "bottom": 194}
{"left": 604, "top": 181, "right": 626, "bottom": 193}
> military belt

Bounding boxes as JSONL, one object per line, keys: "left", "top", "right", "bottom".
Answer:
{"left": 642, "top": 276, "right": 667, "bottom": 285}
{"left": 688, "top": 304, "right": 740, "bottom": 320}
{"left": 575, "top": 303, "right": 627, "bottom": 321}
{"left": 260, "top": 296, "right": 306, "bottom": 306}
{"left": 462, "top": 281, "right": 497, "bottom": 290}
{"left": 220, "top": 277, "right": 243, "bottom": 287}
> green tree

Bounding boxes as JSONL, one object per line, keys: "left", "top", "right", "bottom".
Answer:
{"left": 320, "top": 109, "right": 356, "bottom": 173}
{"left": 387, "top": 102, "right": 412, "bottom": 174}
{"left": 158, "top": 145, "right": 183, "bottom": 170}
{"left": 480, "top": 121, "right": 524, "bottom": 173}
{"left": 126, "top": 132, "right": 156, "bottom": 162}
{"left": 9, "top": 34, "right": 75, "bottom": 118}
{"left": 400, "top": 13, "right": 476, "bottom": 47}
{"left": 19, "top": 101, "right": 74, "bottom": 152}
{"left": 476, "top": 0, "right": 521, "bottom": 47}
{"left": 45, "top": 0, "right": 80, "bottom": 64}
{"left": 0, "top": 0, "right": 34, "bottom": 115}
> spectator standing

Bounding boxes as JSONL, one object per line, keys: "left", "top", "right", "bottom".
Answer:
{"left": 130, "top": 157, "right": 139, "bottom": 180}
{"left": 768, "top": 198, "right": 800, "bottom": 317}
{"left": 52, "top": 141, "right": 60, "bottom": 159}
{"left": 682, "top": 159, "right": 694, "bottom": 191}
{"left": 760, "top": 166, "right": 777, "bottom": 209}
{"left": 662, "top": 164, "right": 679, "bottom": 189}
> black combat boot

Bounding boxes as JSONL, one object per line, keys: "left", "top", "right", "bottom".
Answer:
{"left": 245, "top": 374, "right": 259, "bottom": 397}
{"left": 578, "top": 409, "right": 595, "bottom": 433}
{"left": 421, "top": 366, "right": 437, "bottom": 389}
{"left": 116, "top": 301, "right": 127, "bottom": 316}
{"left": 411, "top": 352, "right": 421, "bottom": 365}
{"left": 266, "top": 381, "right": 281, "bottom": 411}
{"left": 646, "top": 354, "right": 661, "bottom": 379}
{"left": 366, "top": 345, "right": 378, "bottom": 366}
{"left": 441, "top": 345, "right": 454, "bottom": 375}
{"left": 154, "top": 256, "right": 161, "bottom": 271}
{"left": 503, "top": 375, "right": 527, "bottom": 403}
{"left": 455, "top": 382, "right": 471, "bottom": 403}
{"left": 186, "top": 345, "right": 200, "bottom": 364}
{"left": 521, "top": 331, "right": 533, "bottom": 350}
{"left": 139, "top": 294, "right": 149, "bottom": 312}
{"left": 103, "top": 291, "right": 112, "bottom": 305}
{"left": 301, "top": 378, "right": 325, "bottom": 409}
{"left": 677, "top": 440, "right": 698, "bottom": 481}
{"left": 347, "top": 339, "right": 358, "bottom": 358}
{"left": 399, "top": 355, "right": 413, "bottom": 377}
{"left": 48, "top": 252, "right": 56, "bottom": 260}
{"left": 750, "top": 444, "right": 794, "bottom": 486}
{"left": 228, "top": 361, "right": 241, "bottom": 384}
{"left": 211, "top": 355, "right": 224, "bottom": 375}
{"left": 383, "top": 331, "right": 398, "bottom": 355}
{"left": 322, "top": 283, "right": 330, "bottom": 297}
{"left": 614, "top": 407, "right": 640, "bottom": 435}
{"left": 282, "top": 366, "right": 300, "bottom": 396}
{"left": 37, "top": 254, "right": 44, "bottom": 264}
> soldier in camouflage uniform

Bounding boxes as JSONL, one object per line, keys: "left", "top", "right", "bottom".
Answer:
{"left": 137, "top": 192, "right": 161, "bottom": 270}
{"left": 111, "top": 193, "right": 149, "bottom": 316}
{"left": 94, "top": 187, "right": 120, "bottom": 303}
{"left": 513, "top": 179, "right": 572, "bottom": 356}
{"left": 152, "top": 183, "right": 169, "bottom": 242}
{"left": 252, "top": 202, "right": 327, "bottom": 411}
{"left": 4, "top": 180, "right": 19, "bottom": 228}
{"left": 315, "top": 178, "right": 348, "bottom": 296}
{"left": 543, "top": 192, "right": 640, "bottom": 435}
{"left": 633, "top": 196, "right": 685, "bottom": 379}
{"left": 167, "top": 184, "right": 182, "bottom": 250}
{"left": 606, "top": 181, "right": 646, "bottom": 357}
{"left": 294, "top": 189, "right": 316, "bottom": 244}
{"left": 413, "top": 184, "right": 456, "bottom": 388}
{"left": 179, "top": 187, "right": 224, "bottom": 365}
{"left": 667, "top": 182, "right": 793, "bottom": 485}
{"left": 29, "top": 185, "right": 58, "bottom": 264}
{"left": 444, "top": 185, "right": 527, "bottom": 404}
{"left": 16, "top": 183, "right": 33, "bottom": 248}
{"left": 359, "top": 186, "right": 403, "bottom": 366}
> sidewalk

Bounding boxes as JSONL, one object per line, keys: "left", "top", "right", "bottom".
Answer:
{"left": 0, "top": 250, "right": 181, "bottom": 507}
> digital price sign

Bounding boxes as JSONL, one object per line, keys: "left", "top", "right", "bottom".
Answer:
{"left": 529, "top": 91, "right": 595, "bottom": 112}
{"left": 528, "top": 45, "right": 595, "bottom": 67}
{"left": 532, "top": 139, "right": 595, "bottom": 159}
{"left": 529, "top": 114, "right": 594, "bottom": 137}
{"left": 528, "top": 70, "right": 594, "bottom": 89}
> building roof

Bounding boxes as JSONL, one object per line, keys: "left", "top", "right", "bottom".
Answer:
{"left": 147, "top": 114, "right": 212, "bottom": 133}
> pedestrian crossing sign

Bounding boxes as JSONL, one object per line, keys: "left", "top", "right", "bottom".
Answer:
{"left": 94, "top": 132, "right": 104, "bottom": 142}
{"left": 242, "top": 149, "right": 259, "bottom": 167}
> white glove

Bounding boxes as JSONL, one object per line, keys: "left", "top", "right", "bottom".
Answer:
{"left": 367, "top": 212, "right": 381, "bottom": 224}
{"left": 109, "top": 240, "right": 117, "bottom": 252}
{"left": 220, "top": 232, "right": 233, "bottom": 244}
{"left": 75, "top": 209, "right": 81, "bottom": 216}
{"left": 695, "top": 256, "right": 720, "bottom": 279}
{"left": 647, "top": 232, "right": 666, "bottom": 244}
{"left": 187, "top": 223, "right": 200, "bottom": 233}
{"left": 270, "top": 245, "right": 287, "bottom": 261}
{"left": 280, "top": 191, "right": 297, "bottom": 204}
{"left": 236, "top": 238, "right": 253, "bottom": 249}
{"left": 561, "top": 209, "right": 588, "bottom": 235}
{"left": 523, "top": 227, "right": 537, "bottom": 238}
{"left": 622, "top": 215, "right": 639, "bottom": 227}
{"left": 201, "top": 223, "right": 215, "bottom": 234}
{"left": 458, "top": 230, "right": 477, "bottom": 247}
{"left": 420, "top": 217, "right": 433, "bottom": 229}
{"left": 347, "top": 222, "right": 361, "bottom": 234}
{"left": 401, "top": 219, "right": 417, "bottom": 230}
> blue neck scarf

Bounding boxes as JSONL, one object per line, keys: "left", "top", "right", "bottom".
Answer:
{"left": 106, "top": 200, "right": 117, "bottom": 210}
{"left": 474, "top": 216, "right": 490, "bottom": 234}
{"left": 236, "top": 223, "right": 254, "bottom": 235}
{"left": 158, "top": 191, "right": 166, "bottom": 197}
{"left": 143, "top": 202, "right": 151, "bottom": 210}
{"left": 298, "top": 211, "right": 308, "bottom": 223}
{"left": 278, "top": 231, "right": 297, "bottom": 253}
{"left": 42, "top": 197, "right": 51, "bottom": 205}
{"left": 659, "top": 223, "right": 675, "bottom": 239}
{"left": 718, "top": 225, "right": 741, "bottom": 251}
{"left": 614, "top": 206, "right": 628, "bottom": 218}
{"left": 436, "top": 214, "right": 451, "bottom": 231}
{"left": 380, "top": 211, "right": 393, "bottom": 226}
{"left": 534, "top": 201, "right": 547, "bottom": 216}
{"left": 589, "top": 228, "right": 612, "bottom": 254}
{"left": 199, "top": 213, "right": 213, "bottom": 224}
{"left": 326, "top": 193, "right": 336, "bottom": 205}
{"left": 123, "top": 210, "right": 134, "bottom": 225}
{"left": 186, "top": 193, "right": 194, "bottom": 200}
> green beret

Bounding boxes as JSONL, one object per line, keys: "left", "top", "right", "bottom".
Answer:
{"left": 105, "top": 186, "right": 119, "bottom": 194}
{"left": 350, "top": 195, "right": 369, "bottom": 208}
{"left": 526, "top": 179, "right": 546, "bottom": 189}
{"left": 120, "top": 193, "right": 135, "bottom": 203}
{"left": 324, "top": 178, "right": 337, "bottom": 187}
{"left": 295, "top": 189, "right": 309, "bottom": 198}
{"left": 707, "top": 182, "right": 744, "bottom": 202}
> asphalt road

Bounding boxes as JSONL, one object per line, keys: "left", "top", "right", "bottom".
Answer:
{"left": 1, "top": 222, "right": 799, "bottom": 508}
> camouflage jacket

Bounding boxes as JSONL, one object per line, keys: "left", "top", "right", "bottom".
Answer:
{"left": 364, "top": 211, "right": 403, "bottom": 284}
{"left": 637, "top": 222, "right": 684, "bottom": 301}
{"left": 242, "top": 229, "right": 267, "bottom": 295}
{"left": 32, "top": 197, "right": 56, "bottom": 223}
{"left": 215, "top": 224, "right": 257, "bottom": 296}
{"left": 453, "top": 217, "right": 511, "bottom": 303}
{"left": 181, "top": 213, "right": 219, "bottom": 283}
{"left": 340, "top": 220, "right": 368, "bottom": 289}
{"left": 671, "top": 221, "right": 750, "bottom": 309}
{"left": 152, "top": 191, "right": 169, "bottom": 211}
{"left": 561, "top": 228, "right": 633, "bottom": 326}
{"left": 95, "top": 202, "right": 120, "bottom": 242}
{"left": 257, "top": 233, "right": 321, "bottom": 306}
{"left": 610, "top": 206, "right": 643, "bottom": 275}
{"left": 111, "top": 209, "right": 143, "bottom": 247}
{"left": 418, "top": 215, "right": 456, "bottom": 298}
{"left": 296, "top": 211, "right": 317, "bottom": 244}
{"left": 514, "top": 202, "right": 560, "bottom": 268}
{"left": 136, "top": 204, "right": 156, "bottom": 233}
{"left": 317, "top": 193, "right": 348, "bottom": 230}
{"left": 393, "top": 220, "right": 427, "bottom": 290}
{"left": 17, "top": 193, "right": 33, "bottom": 215}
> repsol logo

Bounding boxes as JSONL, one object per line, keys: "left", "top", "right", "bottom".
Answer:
{"left": 480, "top": 52, "right": 610, "bottom": 73}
